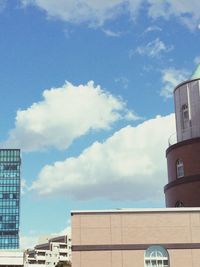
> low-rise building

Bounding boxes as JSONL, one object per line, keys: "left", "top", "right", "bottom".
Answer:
{"left": 24, "top": 235, "right": 71, "bottom": 267}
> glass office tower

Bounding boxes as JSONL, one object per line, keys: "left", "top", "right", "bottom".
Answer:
{"left": 0, "top": 149, "right": 20, "bottom": 249}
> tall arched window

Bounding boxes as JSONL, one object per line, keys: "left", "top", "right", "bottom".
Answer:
{"left": 176, "top": 159, "right": 184, "bottom": 178}
{"left": 181, "top": 104, "right": 189, "bottom": 129}
{"left": 144, "top": 245, "right": 169, "bottom": 267}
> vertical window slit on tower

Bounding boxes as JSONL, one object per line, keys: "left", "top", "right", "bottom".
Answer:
{"left": 181, "top": 104, "right": 189, "bottom": 129}
{"left": 176, "top": 159, "right": 184, "bottom": 178}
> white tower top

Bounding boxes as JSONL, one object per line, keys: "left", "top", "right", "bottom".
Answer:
{"left": 174, "top": 66, "right": 200, "bottom": 142}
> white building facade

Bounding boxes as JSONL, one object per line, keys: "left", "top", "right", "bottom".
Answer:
{"left": 24, "top": 235, "right": 71, "bottom": 267}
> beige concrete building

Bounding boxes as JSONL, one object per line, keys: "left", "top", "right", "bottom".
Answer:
{"left": 72, "top": 208, "right": 200, "bottom": 267}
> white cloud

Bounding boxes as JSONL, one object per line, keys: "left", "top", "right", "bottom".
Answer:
{"left": 148, "top": 0, "right": 200, "bottom": 30}
{"left": 3, "top": 81, "right": 137, "bottom": 151}
{"left": 21, "top": 0, "right": 200, "bottom": 30}
{"left": 144, "top": 25, "right": 162, "bottom": 33}
{"left": 20, "top": 224, "right": 71, "bottom": 250}
{"left": 21, "top": 0, "right": 134, "bottom": 27}
{"left": 194, "top": 56, "right": 200, "bottom": 65}
{"left": 102, "top": 29, "right": 122, "bottom": 37}
{"left": 55, "top": 224, "right": 71, "bottom": 241}
{"left": 21, "top": 178, "right": 28, "bottom": 195}
{"left": 31, "top": 114, "right": 175, "bottom": 202}
{"left": 140, "top": 25, "right": 162, "bottom": 37}
{"left": 160, "top": 68, "right": 189, "bottom": 98}
{"left": 20, "top": 0, "right": 143, "bottom": 26}
{"left": 20, "top": 235, "right": 38, "bottom": 250}
{"left": 131, "top": 38, "right": 173, "bottom": 58}
{"left": 20, "top": 0, "right": 146, "bottom": 27}
{"left": 19, "top": 235, "right": 39, "bottom": 250}
{"left": 115, "top": 76, "right": 129, "bottom": 89}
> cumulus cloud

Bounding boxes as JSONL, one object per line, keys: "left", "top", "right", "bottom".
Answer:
{"left": 31, "top": 114, "right": 175, "bottom": 202}
{"left": 160, "top": 68, "right": 189, "bottom": 98}
{"left": 130, "top": 38, "right": 173, "bottom": 58}
{"left": 21, "top": 0, "right": 200, "bottom": 30}
{"left": 3, "top": 81, "right": 137, "bottom": 151}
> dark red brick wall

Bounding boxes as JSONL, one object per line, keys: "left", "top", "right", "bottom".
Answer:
{"left": 165, "top": 180, "right": 200, "bottom": 207}
{"left": 165, "top": 138, "right": 200, "bottom": 207}
{"left": 166, "top": 138, "right": 200, "bottom": 182}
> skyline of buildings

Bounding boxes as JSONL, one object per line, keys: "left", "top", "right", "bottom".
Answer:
{"left": 0, "top": 65, "right": 200, "bottom": 267}
{"left": 1, "top": 0, "right": 200, "bottom": 247}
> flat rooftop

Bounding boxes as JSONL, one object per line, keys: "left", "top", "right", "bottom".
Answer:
{"left": 71, "top": 207, "right": 200, "bottom": 215}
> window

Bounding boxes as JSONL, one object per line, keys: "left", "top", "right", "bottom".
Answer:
{"left": 176, "top": 159, "right": 184, "bottom": 178}
{"left": 181, "top": 104, "right": 189, "bottom": 129}
{"left": 145, "top": 245, "right": 169, "bottom": 267}
{"left": 175, "top": 201, "right": 184, "bottom": 207}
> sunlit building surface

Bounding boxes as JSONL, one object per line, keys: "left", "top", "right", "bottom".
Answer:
{"left": 72, "top": 208, "right": 200, "bottom": 267}
{"left": 0, "top": 149, "right": 20, "bottom": 249}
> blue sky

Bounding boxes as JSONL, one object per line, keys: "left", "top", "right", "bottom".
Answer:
{"left": 1, "top": 0, "right": 200, "bottom": 248}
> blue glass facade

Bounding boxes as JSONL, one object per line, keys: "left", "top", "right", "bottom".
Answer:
{"left": 0, "top": 149, "right": 20, "bottom": 249}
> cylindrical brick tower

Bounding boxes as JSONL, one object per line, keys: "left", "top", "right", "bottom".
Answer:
{"left": 165, "top": 69, "right": 200, "bottom": 207}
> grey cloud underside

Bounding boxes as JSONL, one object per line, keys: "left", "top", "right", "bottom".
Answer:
{"left": 49, "top": 179, "right": 164, "bottom": 201}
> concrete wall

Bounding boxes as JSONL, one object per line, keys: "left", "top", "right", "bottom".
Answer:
{"left": 72, "top": 209, "right": 200, "bottom": 267}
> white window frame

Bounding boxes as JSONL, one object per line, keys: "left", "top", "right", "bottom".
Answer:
{"left": 176, "top": 159, "right": 184, "bottom": 178}
{"left": 144, "top": 246, "right": 169, "bottom": 267}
